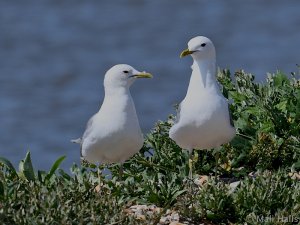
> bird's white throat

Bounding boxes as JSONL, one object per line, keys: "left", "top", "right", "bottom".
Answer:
{"left": 187, "top": 59, "right": 219, "bottom": 97}
{"left": 104, "top": 85, "right": 131, "bottom": 97}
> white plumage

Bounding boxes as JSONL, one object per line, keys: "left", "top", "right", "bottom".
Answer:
{"left": 169, "top": 36, "right": 235, "bottom": 153}
{"left": 72, "top": 64, "right": 152, "bottom": 164}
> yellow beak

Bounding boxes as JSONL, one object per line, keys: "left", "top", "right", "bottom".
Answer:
{"left": 180, "top": 48, "right": 196, "bottom": 58}
{"left": 131, "top": 72, "right": 153, "bottom": 79}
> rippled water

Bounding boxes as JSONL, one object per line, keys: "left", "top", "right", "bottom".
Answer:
{"left": 0, "top": 0, "right": 300, "bottom": 170}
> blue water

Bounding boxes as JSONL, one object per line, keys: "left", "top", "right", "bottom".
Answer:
{"left": 0, "top": 0, "right": 300, "bottom": 171}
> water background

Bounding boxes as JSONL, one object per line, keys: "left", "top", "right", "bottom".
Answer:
{"left": 1, "top": 0, "right": 300, "bottom": 171}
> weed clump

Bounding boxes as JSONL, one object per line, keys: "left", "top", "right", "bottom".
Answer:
{"left": 1, "top": 70, "right": 300, "bottom": 224}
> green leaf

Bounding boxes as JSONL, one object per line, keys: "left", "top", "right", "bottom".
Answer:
{"left": 259, "top": 121, "right": 275, "bottom": 133}
{"left": 229, "top": 91, "right": 247, "bottom": 102}
{"left": 0, "top": 156, "right": 18, "bottom": 177}
{"left": 45, "top": 156, "right": 66, "bottom": 181}
{"left": 292, "top": 161, "right": 300, "bottom": 170}
{"left": 235, "top": 117, "right": 248, "bottom": 130}
{"left": 245, "top": 106, "right": 261, "bottom": 115}
{"left": 275, "top": 100, "right": 288, "bottom": 112}
{"left": 58, "top": 169, "right": 72, "bottom": 181}
{"left": 273, "top": 73, "right": 289, "bottom": 87}
{"left": 206, "top": 211, "right": 218, "bottom": 220}
{"left": 19, "top": 152, "right": 35, "bottom": 181}
{"left": 171, "top": 189, "right": 186, "bottom": 200}
{"left": 38, "top": 170, "right": 47, "bottom": 183}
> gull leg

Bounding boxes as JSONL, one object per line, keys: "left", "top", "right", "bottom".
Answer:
{"left": 214, "top": 147, "right": 221, "bottom": 178}
{"left": 93, "top": 165, "right": 103, "bottom": 193}
{"left": 119, "top": 163, "right": 123, "bottom": 179}
{"left": 97, "top": 166, "right": 102, "bottom": 185}
{"left": 188, "top": 149, "right": 193, "bottom": 179}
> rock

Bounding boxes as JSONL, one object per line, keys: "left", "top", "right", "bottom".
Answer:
{"left": 194, "top": 175, "right": 209, "bottom": 186}
{"left": 229, "top": 181, "right": 241, "bottom": 194}
{"left": 289, "top": 172, "right": 300, "bottom": 180}
{"left": 124, "top": 204, "right": 182, "bottom": 224}
{"left": 159, "top": 210, "right": 180, "bottom": 224}
{"left": 136, "top": 214, "right": 146, "bottom": 221}
{"left": 169, "top": 221, "right": 185, "bottom": 225}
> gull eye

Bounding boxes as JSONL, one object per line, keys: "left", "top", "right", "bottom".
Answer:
{"left": 201, "top": 43, "right": 206, "bottom": 47}
{"left": 123, "top": 70, "right": 129, "bottom": 74}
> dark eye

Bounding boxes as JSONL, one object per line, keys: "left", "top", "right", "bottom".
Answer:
{"left": 201, "top": 43, "right": 206, "bottom": 47}
{"left": 123, "top": 70, "right": 129, "bottom": 74}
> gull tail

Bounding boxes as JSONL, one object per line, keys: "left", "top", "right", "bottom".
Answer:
{"left": 71, "top": 138, "right": 84, "bottom": 157}
{"left": 71, "top": 138, "right": 82, "bottom": 144}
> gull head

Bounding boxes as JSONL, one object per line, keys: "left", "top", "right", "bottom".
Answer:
{"left": 104, "top": 64, "right": 152, "bottom": 89}
{"left": 180, "top": 36, "right": 216, "bottom": 60}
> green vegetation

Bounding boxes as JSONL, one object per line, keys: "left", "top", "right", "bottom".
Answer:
{"left": 1, "top": 70, "right": 300, "bottom": 224}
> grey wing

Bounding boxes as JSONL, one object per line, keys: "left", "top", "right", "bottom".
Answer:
{"left": 71, "top": 114, "right": 96, "bottom": 157}
{"left": 82, "top": 114, "right": 96, "bottom": 141}
{"left": 70, "top": 138, "right": 82, "bottom": 144}
{"left": 174, "top": 103, "right": 182, "bottom": 124}
{"left": 80, "top": 114, "right": 97, "bottom": 157}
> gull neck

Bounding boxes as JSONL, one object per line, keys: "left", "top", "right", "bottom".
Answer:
{"left": 100, "top": 86, "right": 133, "bottom": 114}
{"left": 187, "top": 58, "right": 219, "bottom": 94}
{"left": 104, "top": 85, "right": 130, "bottom": 97}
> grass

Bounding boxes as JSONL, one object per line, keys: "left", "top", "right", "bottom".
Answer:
{"left": 0, "top": 69, "right": 300, "bottom": 224}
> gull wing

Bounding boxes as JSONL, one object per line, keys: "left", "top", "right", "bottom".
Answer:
{"left": 82, "top": 114, "right": 96, "bottom": 141}
{"left": 71, "top": 114, "right": 97, "bottom": 157}
{"left": 71, "top": 138, "right": 82, "bottom": 144}
{"left": 174, "top": 103, "right": 182, "bottom": 124}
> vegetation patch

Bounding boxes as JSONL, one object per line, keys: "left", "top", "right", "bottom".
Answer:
{"left": 1, "top": 70, "right": 300, "bottom": 224}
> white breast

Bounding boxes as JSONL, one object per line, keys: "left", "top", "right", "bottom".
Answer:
{"left": 81, "top": 92, "right": 144, "bottom": 164}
